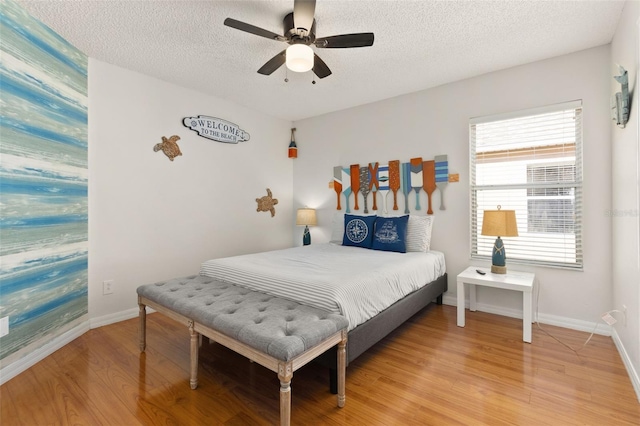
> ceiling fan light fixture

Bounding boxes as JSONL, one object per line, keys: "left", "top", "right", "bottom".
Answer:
{"left": 286, "top": 44, "right": 313, "bottom": 72}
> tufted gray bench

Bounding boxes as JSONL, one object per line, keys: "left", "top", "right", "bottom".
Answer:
{"left": 137, "top": 275, "right": 349, "bottom": 426}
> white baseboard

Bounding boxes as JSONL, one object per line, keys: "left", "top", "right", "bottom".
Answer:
{"left": 89, "top": 307, "right": 145, "bottom": 329}
{"left": 0, "top": 320, "right": 90, "bottom": 386}
{"left": 611, "top": 328, "right": 640, "bottom": 403}
{"left": 442, "top": 294, "right": 610, "bottom": 336}
{"left": 443, "top": 294, "right": 640, "bottom": 402}
{"left": 0, "top": 307, "right": 153, "bottom": 386}
{"left": 534, "top": 311, "right": 612, "bottom": 336}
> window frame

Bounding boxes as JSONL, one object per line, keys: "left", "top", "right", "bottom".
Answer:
{"left": 469, "top": 100, "right": 583, "bottom": 270}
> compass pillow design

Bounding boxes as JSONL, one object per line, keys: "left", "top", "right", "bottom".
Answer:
{"left": 372, "top": 215, "right": 409, "bottom": 253}
{"left": 342, "top": 214, "right": 377, "bottom": 248}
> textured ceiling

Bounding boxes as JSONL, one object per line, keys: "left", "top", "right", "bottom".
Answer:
{"left": 17, "top": 0, "right": 625, "bottom": 121}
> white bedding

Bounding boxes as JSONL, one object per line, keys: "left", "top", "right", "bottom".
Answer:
{"left": 200, "top": 244, "right": 446, "bottom": 330}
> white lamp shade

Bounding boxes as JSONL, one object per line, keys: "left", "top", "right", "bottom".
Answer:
{"left": 286, "top": 44, "right": 314, "bottom": 73}
{"left": 296, "top": 208, "right": 317, "bottom": 226}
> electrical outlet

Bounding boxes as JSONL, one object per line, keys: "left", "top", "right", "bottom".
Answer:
{"left": 103, "top": 280, "right": 114, "bottom": 295}
{"left": 0, "top": 316, "right": 8, "bottom": 337}
{"left": 602, "top": 312, "right": 617, "bottom": 326}
{"left": 622, "top": 305, "right": 627, "bottom": 326}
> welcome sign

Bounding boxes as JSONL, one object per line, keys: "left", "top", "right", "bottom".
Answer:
{"left": 183, "top": 115, "right": 250, "bottom": 144}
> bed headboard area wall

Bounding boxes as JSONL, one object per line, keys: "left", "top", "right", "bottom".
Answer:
{"left": 292, "top": 44, "right": 613, "bottom": 330}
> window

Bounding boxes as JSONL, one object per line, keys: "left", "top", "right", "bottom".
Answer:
{"left": 526, "top": 164, "right": 575, "bottom": 234}
{"left": 470, "top": 101, "right": 583, "bottom": 269}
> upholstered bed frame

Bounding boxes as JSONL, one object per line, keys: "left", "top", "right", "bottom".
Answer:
{"left": 317, "top": 272, "right": 448, "bottom": 392}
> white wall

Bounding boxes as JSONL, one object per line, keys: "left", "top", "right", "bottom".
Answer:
{"left": 611, "top": 0, "right": 640, "bottom": 399}
{"left": 293, "top": 45, "right": 612, "bottom": 329}
{"left": 88, "top": 59, "right": 293, "bottom": 324}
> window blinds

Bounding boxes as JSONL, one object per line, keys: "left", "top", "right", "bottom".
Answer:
{"left": 470, "top": 101, "right": 583, "bottom": 269}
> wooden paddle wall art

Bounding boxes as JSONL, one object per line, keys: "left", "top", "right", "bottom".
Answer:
{"left": 368, "top": 163, "right": 379, "bottom": 211}
{"left": 331, "top": 155, "right": 455, "bottom": 215}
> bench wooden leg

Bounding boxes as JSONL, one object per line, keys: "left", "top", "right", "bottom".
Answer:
{"left": 138, "top": 300, "right": 146, "bottom": 352}
{"left": 337, "top": 331, "right": 347, "bottom": 408}
{"left": 278, "top": 363, "right": 293, "bottom": 426}
{"left": 189, "top": 321, "right": 199, "bottom": 390}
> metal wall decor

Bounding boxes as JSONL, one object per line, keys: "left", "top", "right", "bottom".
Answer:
{"left": 331, "top": 155, "right": 455, "bottom": 215}
{"left": 153, "top": 135, "right": 182, "bottom": 161}
{"left": 612, "top": 65, "right": 630, "bottom": 128}
{"left": 183, "top": 115, "right": 250, "bottom": 144}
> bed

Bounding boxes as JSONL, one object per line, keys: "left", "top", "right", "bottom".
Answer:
{"left": 199, "top": 213, "right": 447, "bottom": 390}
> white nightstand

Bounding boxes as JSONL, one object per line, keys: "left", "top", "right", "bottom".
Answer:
{"left": 456, "top": 266, "right": 535, "bottom": 343}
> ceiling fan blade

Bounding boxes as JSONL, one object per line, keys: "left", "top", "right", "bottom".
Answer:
{"left": 293, "top": 0, "right": 316, "bottom": 35}
{"left": 313, "top": 54, "right": 332, "bottom": 79}
{"left": 315, "top": 33, "right": 375, "bottom": 48}
{"left": 224, "top": 18, "right": 286, "bottom": 41}
{"left": 257, "top": 50, "right": 287, "bottom": 75}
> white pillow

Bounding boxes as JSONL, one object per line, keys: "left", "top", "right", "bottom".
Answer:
{"left": 406, "top": 215, "right": 434, "bottom": 252}
{"left": 330, "top": 212, "right": 345, "bottom": 244}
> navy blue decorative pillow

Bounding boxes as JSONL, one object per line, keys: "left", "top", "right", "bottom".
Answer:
{"left": 372, "top": 215, "right": 409, "bottom": 253}
{"left": 343, "top": 214, "right": 377, "bottom": 248}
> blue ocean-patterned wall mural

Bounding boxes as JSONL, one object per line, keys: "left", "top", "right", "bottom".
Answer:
{"left": 0, "top": 0, "right": 88, "bottom": 366}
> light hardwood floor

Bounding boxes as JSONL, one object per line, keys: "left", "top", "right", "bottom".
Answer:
{"left": 1, "top": 304, "right": 638, "bottom": 425}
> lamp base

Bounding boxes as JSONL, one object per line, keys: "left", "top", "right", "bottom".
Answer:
{"left": 491, "top": 264, "right": 507, "bottom": 274}
{"left": 302, "top": 226, "right": 311, "bottom": 246}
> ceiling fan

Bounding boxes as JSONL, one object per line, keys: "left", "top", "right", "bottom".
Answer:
{"left": 224, "top": 0, "right": 374, "bottom": 79}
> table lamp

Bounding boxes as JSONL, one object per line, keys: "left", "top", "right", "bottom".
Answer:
{"left": 481, "top": 206, "right": 518, "bottom": 274}
{"left": 296, "top": 208, "right": 317, "bottom": 245}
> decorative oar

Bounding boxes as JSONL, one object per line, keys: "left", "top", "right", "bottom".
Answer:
{"left": 435, "top": 155, "right": 448, "bottom": 210}
{"left": 377, "top": 163, "right": 390, "bottom": 214}
{"left": 341, "top": 167, "right": 352, "bottom": 213}
{"left": 422, "top": 160, "right": 436, "bottom": 215}
{"left": 359, "top": 166, "right": 371, "bottom": 213}
{"left": 333, "top": 166, "right": 343, "bottom": 210}
{"left": 388, "top": 160, "right": 400, "bottom": 211}
{"left": 369, "top": 162, "right": 379, "bottom": 211}
{"left": 410, "top": 157, "right": 423, "bottom": 211}
{"left": 401, "top": 162, "right": 411, "bottom": 214}
{"left": 350, "top": 164, "right": 360, "bottom": 211}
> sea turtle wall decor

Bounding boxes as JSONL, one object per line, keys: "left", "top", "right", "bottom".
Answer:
{"left": 256, "top": 188, "right": 278, "bottom": 217}
{"left": 154, "top": 135, "right": 182, "bottom": 161}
